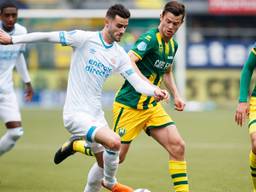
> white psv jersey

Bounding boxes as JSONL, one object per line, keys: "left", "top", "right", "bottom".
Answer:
{"left": 60, "top": 30, "right": 131, "bottom": 117}
{"left": 0, "top": 22, "right": 27, "bottom": 93}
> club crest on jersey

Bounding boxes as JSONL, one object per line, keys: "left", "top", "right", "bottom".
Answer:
{"left": 137, "top": 41, "right": 147, "bottom": 51}
{"left": 118, "top": 128, "right": 126, "bottom": 137}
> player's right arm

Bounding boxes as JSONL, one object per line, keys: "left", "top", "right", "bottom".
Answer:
{"left": 0, "top": 29, "right": 87, "bottom": 48}
{"left": 235, "top": 45, "right": 256, "bottom": 126}
{"left": 15, "top": 54, "right": 33, "bottom": 101}
{"left": 0, "top": 29, "right": 59, "bottom": 44}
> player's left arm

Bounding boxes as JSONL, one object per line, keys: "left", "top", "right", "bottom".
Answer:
{"left": 119, "top": 52, "right": 169, "bottom": 100}
{"left": 122, "top": 66, "right": 168, "bottom": 100}
{"left": 163, "top": 65, "right": 185, "bottom": 111}
{"left": 128, "top": 52, "right": 167, "bottom": 101}
{"left": 128, "top": 51, "right": 151, "bottom": 83}
{"left": 15, "top": 54, "right": 33, "bottom": 101}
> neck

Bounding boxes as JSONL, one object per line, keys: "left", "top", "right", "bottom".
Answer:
{"left": 2, "top": 24, "right": 13, "bottom": 33}
{"left": 101, "top": 27, "right": 113, "bottom": 44}
{"left": 158, "top": 26, "right": 171, "bottom": 43}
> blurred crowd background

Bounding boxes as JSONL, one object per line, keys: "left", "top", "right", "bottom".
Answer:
{"left": 7, "top": 0, "right": 256, "bottom": 110}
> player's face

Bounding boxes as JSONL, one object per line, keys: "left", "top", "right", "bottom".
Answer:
{"left": 159, "top": 12, "right": 183, "bottom": 41}
{"left": 0, "top": 7, "right": 18, "bottom": 31}
{"left": 107, "top": 15, "right": 129, "bottom": 42}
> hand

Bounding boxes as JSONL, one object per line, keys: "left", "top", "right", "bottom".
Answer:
{"left": 235, "top": 102, "right": 249, "bottom": 126}
{"left": 24, "top": 82, "right": 33, "bottom": 102}
{"left": 154, "top": 88, "right": 169, "bottom": 102}
{"left": 0, "top": 29, "right": 12, "bottom": 44}
{"left": 173, "top": 96, "right": 185, "bottom": 111}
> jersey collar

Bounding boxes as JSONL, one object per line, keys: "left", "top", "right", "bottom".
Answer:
{"left": 0, "top": 22, "right": 15, "bottom": 35}
{"left": 99, "top": 31, "right": 113, "bottom": 49}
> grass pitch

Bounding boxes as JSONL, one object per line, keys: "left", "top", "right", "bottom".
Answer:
{"left": 0, "top": 108, "right": 251, "bottom": 192}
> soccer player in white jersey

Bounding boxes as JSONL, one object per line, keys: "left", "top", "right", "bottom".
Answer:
{"left": 0, "top": 2, "right": 33, "bottom": 156}
{"left": 0, "top": 4, "right": 169, "bottom": 192}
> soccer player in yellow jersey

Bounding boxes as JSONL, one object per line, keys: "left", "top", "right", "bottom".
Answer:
{"left": 113, "top": 1, "right": 189, "bottom": 192}
{"left": 235, "top": 42, "right": 256, "bottom": 192}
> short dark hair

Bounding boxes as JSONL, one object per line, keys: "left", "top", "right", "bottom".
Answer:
{"left": 106, "top": 4, "right": 130, "bottom": 20}
{"left": 0, "top": 1, "right": 18, "bottom": 13}
{"left": 162, "top": 1, "right": 185, "bottom": 21}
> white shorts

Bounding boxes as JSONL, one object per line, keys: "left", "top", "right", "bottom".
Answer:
{"left": 63, "top": 112, "right": 107, "bottom": 153}
{"left": 0, "top": 91, "right": 21, "bottom": 123}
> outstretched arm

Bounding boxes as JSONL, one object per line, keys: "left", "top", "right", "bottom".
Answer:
{"left": 0, "top": 29, "right": 60, "bottom": 44}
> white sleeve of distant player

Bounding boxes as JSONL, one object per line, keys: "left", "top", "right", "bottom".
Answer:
{"left": 12, "top": 30, "right": 89, "bottom": 48}
{"left": 15, "top": 54, "right": 31, "bottom": 83}
{"left": 118, "top": 60, "right": 157, "bottom": 96}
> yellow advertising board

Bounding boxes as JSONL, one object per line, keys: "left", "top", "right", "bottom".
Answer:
{"left": 14, "top": 69, "right": 242, "bottom": 104}
{"left": 186, "top": 69, "right": 241, "bottom": 103}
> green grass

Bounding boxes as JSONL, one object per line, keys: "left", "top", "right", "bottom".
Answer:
{"left": 0, "top": 108, "right": 252, "bottom": 192}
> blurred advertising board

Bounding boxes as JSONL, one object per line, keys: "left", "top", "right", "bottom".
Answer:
{"left": 186, "top": 69, "right": 240, "bottom": 103}
{"left": 187, "top": 40, "right": 253, "bottom": 68}
{"left": 14, "top": 69, "right": 242, "bottom": 107}
{"left": 209, "top": 0, "right": 256, "bottom": 14}
{"left": 14, "top": 70, "right": 124, "bottom": 108}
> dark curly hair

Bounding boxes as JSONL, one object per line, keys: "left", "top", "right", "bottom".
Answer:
{"left": 0, "top": 1, "right": 17, "bottom": 13}
{"left": 106, "top": 4, "right": 130, "bottom": 20}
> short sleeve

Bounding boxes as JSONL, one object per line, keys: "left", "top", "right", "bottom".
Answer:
{"left": 58, "top": 30, "right": 92, "bottom": 48}
{"left": 130, "top": 33, "right": 154, "bottom": 60}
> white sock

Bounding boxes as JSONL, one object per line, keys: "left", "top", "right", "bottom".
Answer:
{"left": 0, "top": 127, "right": 24, "bottom": 156}
{"left": 103, "top": 149, "right": 119, "bottom": 189}
{"left": 84, "top": 162, "right": 103, "bottom": 192}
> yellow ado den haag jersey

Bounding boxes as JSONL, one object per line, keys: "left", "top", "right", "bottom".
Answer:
{"left": 115, "top": 28, "right": 178, "bottom": 109}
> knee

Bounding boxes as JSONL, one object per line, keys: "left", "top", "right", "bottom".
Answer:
{"left": 176, "top": 139, "right": 186, "bottom": 155}
{"left": 107, "top": 134, "right": 121, "bottom": 151}
{"left": 170, "top": 139, "right": 186, "bottom": 158}
{"left": 8, "top": 127, "right": 24, "bottom": 141}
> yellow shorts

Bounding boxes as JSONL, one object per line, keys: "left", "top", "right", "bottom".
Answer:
{"left": 249, "top": 97, "right": 256, "bottom": 134}
{"left": 112, "top": 102, "right": 175, "bottom": 143}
